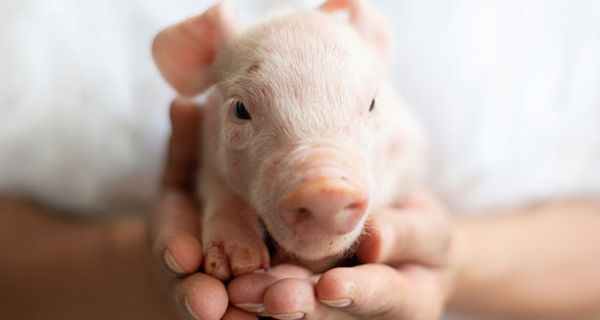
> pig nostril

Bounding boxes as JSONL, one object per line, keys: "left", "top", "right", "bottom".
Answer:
{"left": 297, "top": 207, "right": 310, "bottom": 214}
{"left": 293, "top": 207, "right": 312, "bottom": 224}
{"left": 345, "top": 202, "right": 365, "bottom": 212}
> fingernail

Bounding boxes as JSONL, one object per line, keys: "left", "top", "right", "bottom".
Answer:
{"left": 319, "top": 298, "right": 352, "bottom": 308}
{"left": 164, "top": 249, "right": 184, "bottom": 274}
{"left": 235, "top": 303, "right": 265, "bottom": 313}
{"left": 183, "top": 296, "right": 201, "bottom": 320}
{"left": 270, "top": 312, "right": 304, "bottom": 320}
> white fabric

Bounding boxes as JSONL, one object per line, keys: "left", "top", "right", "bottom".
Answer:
{"left": 385, "top": 0, "right": 600, "bottom": 214}
{"left": 0, "top": 0, "right": 599, "bottom": 215}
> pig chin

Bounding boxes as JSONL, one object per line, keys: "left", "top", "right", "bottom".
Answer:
{"left": 262, "top": 214, "right": 367, "bottom": 261}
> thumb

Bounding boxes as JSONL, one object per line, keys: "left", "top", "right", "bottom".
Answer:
{"left": 357, "top": 194, "right": 450, "bottom": 267}
{"left": 162, "top": 97, "right": 202, "bottom": 189}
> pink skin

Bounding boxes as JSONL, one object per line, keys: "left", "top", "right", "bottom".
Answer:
{"left": 152, "top": 0, "right": 427, "bottom": 280}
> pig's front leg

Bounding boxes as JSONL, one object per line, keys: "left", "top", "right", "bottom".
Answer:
{"left": 200, "top": 173, "right": 270, "bottom": 281}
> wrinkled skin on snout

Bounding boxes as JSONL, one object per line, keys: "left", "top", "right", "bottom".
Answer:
{"left": 153, "top": 0, "right": 428, "bottom": 280}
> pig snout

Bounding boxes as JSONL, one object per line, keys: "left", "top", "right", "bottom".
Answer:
{"left": 253, "top": 140, "right": 374, "bottom": 260}
{"left": 279, "top": 177, "right": 368, "bottom": 236}
{"left": 260, "top": 140, "right": 372, "bottom": 255}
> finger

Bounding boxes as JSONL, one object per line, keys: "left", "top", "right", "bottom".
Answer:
{"left": 175, "top": 273, "right": 229, "bottom": 320}
{"left": 151, "top": 188, "right": 202, "bottom": 275}
{"left": 315, "top": 264, "right": 444, "bottom": 320}
{"left": 357, "top": 194, "right": 450, "bottom": 267}
{"left": 315, "top": 264, "right": 401, "bottom": 316}
{"left": 163, "top": 97, "right": 201, "bottom": 189}
{"left": 268, "top": 264, "right": 313, "bottom": 279}
{"left": 222, "top": 306, "right": 258, "bottom": 320}
{"left": 231, "top": 267, "right": 355, "bottom": 320}
{"left": 228, "top": 265, "right": 312, "bottom": 314}
{"left": 260, "top": 277, "right": 361, "bottom": 320}
{"left": 150, "top": 98, "right": 203, "bottom": 275}
{"left": 261, "top": 278, "right": 317, "bottom": 320}
{"left": 229, "top": 273, "right": 277, "bottom": 314}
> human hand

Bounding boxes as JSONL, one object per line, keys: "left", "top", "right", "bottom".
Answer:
{"left": 228, "top": 194, "right": 454, "bottom": 320}
{"left": 148, "top": 98, "right": 257, "bottom": 320}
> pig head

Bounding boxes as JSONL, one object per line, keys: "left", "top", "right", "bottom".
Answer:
{"left": 153, "top": 0, "right": 427, "bottom": 276}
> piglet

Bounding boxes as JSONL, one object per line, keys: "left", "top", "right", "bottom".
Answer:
{"left": 152, "top": 0, "right": 428, "bottom": 281}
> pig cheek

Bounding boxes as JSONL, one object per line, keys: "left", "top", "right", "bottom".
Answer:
{"left": 223, "top": 126, "right": 255, "bottom": 194}
{"left": 353, "top": 130, "right": 379, "bottom": 197}
{"left": 225, "top": 153, "right": 248, "bottom": 183}
{"left": 251, "top": 155, "right": 293, "bottom": 229}
{"left": 224, "top": 126, "right": 245, "bottom": 147}
{"left": 350, "top": 126, "right": 377, "bottom": 170}
{"left": 223, "top": 121, "right": 255, "bottom": 151}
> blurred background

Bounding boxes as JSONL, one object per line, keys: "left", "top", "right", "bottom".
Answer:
{"left": 0, "top": 0, "right": 599, "bottom": 217}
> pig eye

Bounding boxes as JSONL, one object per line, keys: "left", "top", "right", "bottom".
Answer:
{"left": 369, "top": 98, "right": 375, "bottom": 112}
{"left": 234, "top": 101, "right": 252, "bottom": 120}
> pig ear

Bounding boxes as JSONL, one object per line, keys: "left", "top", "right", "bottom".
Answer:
{"left": 152, "top": 1, "right": 237, "bottom": 96}
{"left": 319, "top": 0, "right": 391, "bottom": 61}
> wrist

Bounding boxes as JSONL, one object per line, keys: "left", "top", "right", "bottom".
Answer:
{"left": 442, "top": 216, "right": 473, "bottom": 308}
{"left": 443, "top": 216, "right": 509, "bottom": 314}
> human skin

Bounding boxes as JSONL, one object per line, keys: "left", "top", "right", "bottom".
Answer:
{"left": 449, "top": 200, "right": 600, "bottom": 319}
{"left": 0, "top": 99, "right": 599, "bottom": 319}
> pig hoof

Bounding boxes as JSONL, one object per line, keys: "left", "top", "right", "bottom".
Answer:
{"left": 204, "top": 241, "right": 269, "bottom": 281}
{"left": 204, "top": 244, "right": 232, "bottom": 281}
{"left": 228, "top": 244, "right": 264, "bottom": 276}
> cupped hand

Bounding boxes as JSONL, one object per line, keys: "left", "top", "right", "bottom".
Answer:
{"left": 148, "top": 98, "right": 257, "bottom": 320}
{"left": 228, "top": 194, "right": 455, "bottom": 320}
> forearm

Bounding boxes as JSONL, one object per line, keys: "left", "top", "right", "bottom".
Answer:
{"left": 448, "top": 199, "right": 600, "bottom": 319}
{"left": 0, "top": 197, "right": 178, "bottom": 320}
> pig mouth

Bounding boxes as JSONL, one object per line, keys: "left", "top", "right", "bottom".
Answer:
{"left": 264, "top": 230, "right": 364, "bottom": 272}
{"left": 258, "top": 215, "right": 366, "bottom": 263}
